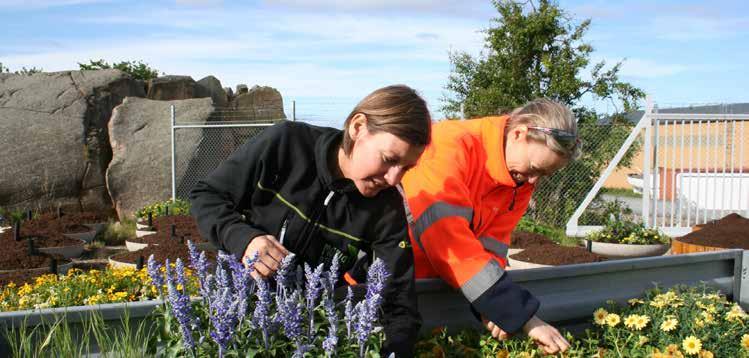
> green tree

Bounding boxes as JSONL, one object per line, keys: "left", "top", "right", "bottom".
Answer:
{"left": 0, "top": 63, "right": 8, "bottom": 73}
{"left": 78, "top": 59, "right": 160, "bottom": 81}
{"left": 0, "top": 63, "right": 43, "bottom": 75}
{"left": 443, "top": 0, "right": 645, "bottom": 227}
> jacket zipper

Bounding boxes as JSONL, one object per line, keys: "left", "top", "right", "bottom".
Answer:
{"left": 296, "top": 190, "right": 336, "bottom": 258}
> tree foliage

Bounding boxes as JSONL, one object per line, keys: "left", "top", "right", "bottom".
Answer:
{"left": 78, "top": 59, "right": 160, "bottom": 81}
{"left": 442, "top": 0, "right": 646, "bottom": 227}
{"left": 0, "top": 62, "right": 44, "bottom": 75}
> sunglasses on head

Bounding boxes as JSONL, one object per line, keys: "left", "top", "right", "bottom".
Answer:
{"left": 527, "top": 126, "right": 581, "bottom": 152}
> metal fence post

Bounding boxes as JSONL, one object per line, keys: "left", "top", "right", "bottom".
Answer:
{"left": 292, "top": 100, "right": 296, "bottom": 121}
{"left": 642, "top": 99, "right": 653, "bottom": 227}
{"left": 170, "top": 104, "right": 176, "bottom": 201}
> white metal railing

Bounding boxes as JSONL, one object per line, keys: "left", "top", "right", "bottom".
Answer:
{"left": 567, "top": 100, "right": 749, "bottom": 238}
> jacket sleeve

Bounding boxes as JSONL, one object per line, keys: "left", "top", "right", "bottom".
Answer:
{"left": 371, "top": 195, "right": 421, "bottom": 357}
{"left": 189, "top": 123, "right": 284, "bottom": 259}
{"left": 402, "top": 140, "right": 539, "bottom": 334}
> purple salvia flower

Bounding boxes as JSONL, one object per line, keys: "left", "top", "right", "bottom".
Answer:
{"left": 322, "top": 288, "right": 338, "bottom": 355}
{"left": 353, "top": 300, "right": 374, "bottom": 357}
{"left": 253, "top": 277, "right": 272, "bottom": 350}
{"left": 174, "top": 258, "right": 187, "bottom": 290}
{"left": 275, "top": 253, "right": 296, "bottom": 299}
{"left": 304, "top": 262, "right": 324, "bottom": 336}
{"left": 146, "top": 254, "right": 164, "bottom": 298}
{"left": 327, "top": 252, "right": 340, "bottom": 294}
{"left": 276, "top": 290, "right": 304, "bottom": 342}
{"left": 208, "top": 287, "right": 238, "bottom": 358}
{"left": 215, "top": 252, "right": 232, "bottom": 291}
{"left": 165, "top": 259, "right": 196, "bottom": 352}
{"left": 354, "top": 259, "right": 390, "bottom": 357}
{"left": 344, "top": 286, "right": 354, "bottom": 340}
{"left": 187, "top": 240, "right": 211, "bottom": 301}
{"left": 364, "top": 259, "right": 390, "bottom": 307}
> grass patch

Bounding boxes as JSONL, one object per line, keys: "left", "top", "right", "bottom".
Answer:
{"left": 600, "top": 187, "right": 642, "bottom": 198}
{"left": 96, "top": 219, "right": 135, "bottom": 246}
{"left": 515, "top": 217, "right": 581, "bottom": 247}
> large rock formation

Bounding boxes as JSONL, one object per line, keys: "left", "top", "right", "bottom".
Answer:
{"left": 107, "top": 97, "right": 213, "bottom": 219}
{"left": 196, "top": 76, "right": 228, "bottom": 107}
{"left": 146, "top": 75, "right": 197, "bottom": 101}
{"left": 231, "top": 85, "right": 286, "bottom": 122}
{"left": 0, "top": 70, "right": 144, "bottom": 214}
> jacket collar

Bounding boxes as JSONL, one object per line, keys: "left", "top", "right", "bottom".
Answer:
{"left": 314, "top": 129, "right": 359, "bottom": 193}
{"left": 481, "top": 115, "right": 518, "bottom": 188}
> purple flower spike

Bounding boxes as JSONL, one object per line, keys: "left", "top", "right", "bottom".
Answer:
{"left": 253, "top": 277, "right": 272, "bottom": 350}
{"left": 344, "top": 286, "right": 354, "bottom": 340}
{"left": 146, "top": 254, "right": 164, "bottom": 297}
{"left": 304, "top": 263, "right": 325, "bottom": 336}
{"left": 275, "top": 253, "right": 296, "bottom": 299}
{"left": 322, "top": 288, "right": 338, "bottom": 355}
{"left": 165, "top": 259, "right": 196, "bottom": 352}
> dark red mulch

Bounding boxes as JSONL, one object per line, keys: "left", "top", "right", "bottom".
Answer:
{"left": 510, "top": 231, "right": 555, "bottom": 248}
{"left": 0, "top": 270, "right": 46, "bottom": 287}
{"left": 111, "top": 241, "right": 216, "bottom": 265}
{"left": 128, "top": 230, "right": 193, "bottom": 245}
{"left": 0, "top": 249, "right": 69, "bottom": 271}
{"left": 1, "top": 232, "right": 83, "bottom": 252}
{"left": 138, "top": 215, "right": 207, "bottom": 243}
{"left": 677, "top": 213, "right": 749, "bottom": 249}
{"left": 510, "top": 244, "right": 606, "bottom": 266}
{"left": 2, "top": 211, "right": 102, "bottom": 239}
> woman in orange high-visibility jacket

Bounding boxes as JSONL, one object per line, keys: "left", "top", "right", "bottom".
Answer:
{"left": 401, "top": 99, "right": 580, "bottom": 355}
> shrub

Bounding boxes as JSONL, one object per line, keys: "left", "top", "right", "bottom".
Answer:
{"left": 78, "top": 59, "right": 160, "bottom": 81}
{"left": 135, "top": 199, "right": 191, "bottom": 219}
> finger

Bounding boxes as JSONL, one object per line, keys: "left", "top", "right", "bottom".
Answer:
{"left": 265, "top": 245, "right": 287, "bottom": 263}
{"left": 254, "top": 261, "right": 274, "bottom": 277}
{"left": 554, "top": 335, "right": 570, "bottom": 352}
{"left": 269, "top": 238, "right": 290, "bottom": 255}
{"left": 498, "top": 330, "right": 509, "bottom": 340}
{"left": 259, "top": 255, "right": 280, "bottom": 272}
{"left": 540, "top": 339, "right": 560, "bottom": 355}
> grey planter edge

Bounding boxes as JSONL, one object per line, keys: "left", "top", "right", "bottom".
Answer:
{"left": 0, "top": 250, "right": 745, "bottom": 331}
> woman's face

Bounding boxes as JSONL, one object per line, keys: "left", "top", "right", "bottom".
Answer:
{"left": 343, "top": 114, "right": 424, "bottom": 197}
{"left": 505, "top": 125, "right": 567, "bottom": 185}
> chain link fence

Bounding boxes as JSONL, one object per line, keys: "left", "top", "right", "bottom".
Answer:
{"left": 526, "top": 121, "right": 639, "bottom": 228}
{"left": 172, "top": 107, "right": 277, "bottom": 200}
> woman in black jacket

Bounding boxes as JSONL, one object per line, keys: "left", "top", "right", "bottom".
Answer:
{"left": 189, "top": 84, "right": 431, "bottom": 356}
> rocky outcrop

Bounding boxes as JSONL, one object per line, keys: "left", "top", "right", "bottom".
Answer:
{"left": 196, "top": 75, "right": 228, "bottom": 107}
{"left": 146, "top": 75, "right": 197, "bottom": 101}
{"left": 107, "top": 97, "right": 213, "bottom": 219}
{"left": 231, "top": 85, "right": 286, "bottom": 121}
{"left": 0, "top": 70, "right": 144, "bottom": 214}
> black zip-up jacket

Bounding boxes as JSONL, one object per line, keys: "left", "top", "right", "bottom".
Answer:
{"left": 189, "top": 121, "right": 421, "bottom": 356}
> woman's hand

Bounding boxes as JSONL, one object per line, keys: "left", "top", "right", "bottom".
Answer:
{"left": 522, "top": 315, "right": 570, "bottom": 354}
{"left": 243, "top": 234, "right": 289, "bottom": 278}
{"left": 482, "top": 317, "right": 510, "bottom": 340}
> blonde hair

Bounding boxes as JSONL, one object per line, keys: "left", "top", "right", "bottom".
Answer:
{"left": 506, "top": 98, "right": 579, "bottom": 159}
{"left": 342, "top": 85, "right": 431, "bottom": 154}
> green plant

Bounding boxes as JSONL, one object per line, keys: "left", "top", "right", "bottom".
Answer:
{"left": 515, "top": 217, "right": 578, "bottom": 246}
{"left": 135, "top": 199, "right": 191, "bottom": 219}
{"left": 78, "top": 59, "right": 160, "bottom": 81}
{"left": 586, "top": 219, "right": 669, "bottom": 245}
{"left": 97, "top": 219, "right": 136, "bottom": 245}
{"left": 580, "top": 198, "right": 636, "bottom": 225}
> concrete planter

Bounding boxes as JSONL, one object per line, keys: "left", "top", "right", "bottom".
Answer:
{"left": 38, "top": 239, "right": 86, "bottom": 259}
{"left": 507, "top": 256, "right": 553, "bottom": 269}
{"left": 125, "top": 240, "right": 149, "bottom": 252}
{"left": 584, "top": 240, "right": 670, "bottom": 258}
{"left": 135, "top": 229, "right": 156, "bottom": 238}
{"left": 63, "top": 229, "right": 97, "bottom": 243}
{"left": 108, "top": 255, "right": 137, "bottom": 269}
{"left": 135, "top": 218, "right": 151, "bottom": 230}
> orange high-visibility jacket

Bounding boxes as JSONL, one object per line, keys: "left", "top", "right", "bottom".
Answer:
{"left": 401, "top": 115, "right": 540, "bottom": 333}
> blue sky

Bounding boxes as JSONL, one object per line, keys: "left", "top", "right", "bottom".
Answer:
{"left": 1, "top": 0, "right": 747, "bottom": 127}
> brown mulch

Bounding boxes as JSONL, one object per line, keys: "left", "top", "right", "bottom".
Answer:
{"left": 0, "top": 249, "right": 69, "bottom": 271}
{"left": 1, "top": 211, "right": 104, "bottom": 240}
{"left": 1, "top": 232, "right": 83, "bottom": 252}
{"left": 134, "top": 215, "right": 207, "bottom": 244}
{"left": 510, "top": 231, "right": 555, "bottom": 248}
{"left": 110, "top": 241, "right": 216, "bottom": 265}
{"left": 677, "top": 213, "right": 749, "bottom": 249}
{"left": 510, "top": 244, "right": 606, "bottom": 265}
{"left": 0, "top": 270, "right": 45, "bottom": 287}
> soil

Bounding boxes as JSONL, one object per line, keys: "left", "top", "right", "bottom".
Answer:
{"left": 128, "top": 231, "right": 192, "bottom": 245}
{"left": 110, "top": 241, "right": 216, "bottom": 265}
{"left": 0, "top": 232, "right": 83, "bottom": 251}
{"left": 133, "top": 215, "right": 207, "bottom": 244}
{"left": 677, "top": 213, "right": 749, "bottom": 249}
{"left": 0, "top": 270, "right": 45, "bottom": 287}
{"left": 510, "top": 231, "right": 555, "bottom": 248}
{"left": 510, "top": 244, "right": 606, "bottom": 265}
{"left": 1, "top": 212, "right": 104, "bottom": 240}
{"left": 0, "top": 249, "right": 69, "bottom": 271}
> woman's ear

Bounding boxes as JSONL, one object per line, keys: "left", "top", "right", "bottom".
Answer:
{"left": 348, "top": 113, "right": 368, "bottom": 140}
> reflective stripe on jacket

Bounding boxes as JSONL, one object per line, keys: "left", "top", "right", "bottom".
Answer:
{"left": 401, "top": 115, "right": 540, "bottom": 333}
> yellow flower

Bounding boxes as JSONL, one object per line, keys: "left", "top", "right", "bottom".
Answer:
{"left": 682, "top": 336, "right": 702, "bottom": 355}
{"left": 18, "top": 283, "right": 33, "bottom": 296}
{"left": 593, "top": 308, "right": 608, "bottom": 325}
{"left": 634, "top": 315, "right": 650, "bottom": 330}
{"left": 605, "top": 313, "right": 621, "bottom": 327}
{"left": 638, "top": 335, "right": 649, "bottom": 346}
{"left": 6, "top": 282, "right": 16, "bottom": 289}
{"left": 624, "top": 315, "right": 638, "bottom": 329}
{"left": 698, "top": 350, "right": 713, "bottom": 358}
{"left": 666, "top": 344, "right": 681, "bottom": 354}
{"left": 661, "top": 318, "right": 678, "bottom": 332}
{"left": 694, "top": 319, "right": 705, "bottom": 328}
{"left": 700, "top": 311, "right": 714, "bottom": 323}
{"left": 628, "top": 298, "right": 644, "bottom": 306}
{"left": 742, "top": 334, "right": 749, "bottom": 351}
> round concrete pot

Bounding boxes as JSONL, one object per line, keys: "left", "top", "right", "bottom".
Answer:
{"left": 135, "top": 218, "right": 151, "bottom": 230}
{"left": 583, "top": 240, "right": 670, "bottom": 258}
{"left": 125, "top": 240, "right": 150, "bottom": 252}
{"left": 63, "top": 229, "right": 97, "bottom": 243}
{"left": 38, "top": 239, "right": 86, "bottom": 259}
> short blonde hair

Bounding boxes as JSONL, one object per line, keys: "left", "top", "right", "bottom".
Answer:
{"left": 506, "top": 98, "right": 579, "bottom": 159}
{"left": 342, "top": 85, "right": 431, "bottom": 155}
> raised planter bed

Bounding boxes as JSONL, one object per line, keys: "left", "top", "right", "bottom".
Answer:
{"left": 508, "top": 244, "right": 606, "bottom": 269}
{"left": 37, "top": 238, "right": 86, "bottom": 259}
{"left": 109, "top": 241, "right": 216, "bottom": 269}
{"left": 672, "top": 213, "right": 749, "bottom": 254}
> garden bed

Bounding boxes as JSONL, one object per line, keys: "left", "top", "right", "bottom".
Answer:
{"left": 674, "top": 213, "right": 749, "bottom": 253}
{"left": 509, "top": 244, "right": 605, "bottom": 266}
